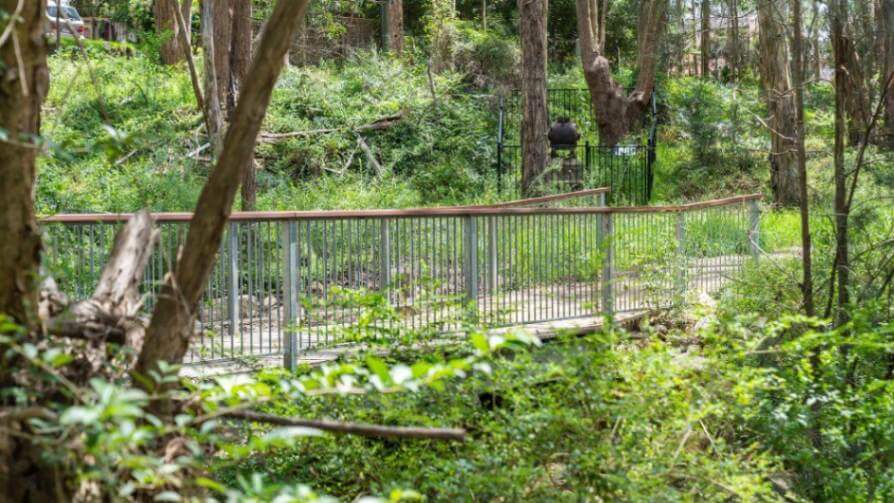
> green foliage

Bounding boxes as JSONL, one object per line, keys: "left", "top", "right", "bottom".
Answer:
{"left": 659, "top": 78, "right": 763, "bottom": 200}
{"left": 0, "top": 311, "right": 537, "bottom": 500}
{"left": 39, "top": 48, "right": 508, "bottom": 214}
{"left": 223, "top": 326, "right": 781, "bottom": 500}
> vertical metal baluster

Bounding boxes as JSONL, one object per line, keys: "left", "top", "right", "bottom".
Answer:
{"left": 463, "top": 215, "right": 478, "bottom": 321}
{"left": 281, "top": 221, "right": 298, "bottom": 371}
{"left": 601, "top": 211, "right": 614, "bottom": 316}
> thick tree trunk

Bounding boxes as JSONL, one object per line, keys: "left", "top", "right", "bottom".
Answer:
{"left": 700, "top": 0, "right": 710, "bottom": 78}
{"left": 0, "top": 0, "right": 49, "bottom": 331}
{"left": 882, "top": 0, "right": 894, "bottom": 146}
{"left": 757, "top": 0, "right": 800, "bottom": 206}
{"left": 156, "top": 0, "right": 193, "bottom": 65}
{"left": 0, "top": 1, "right": 50, "bottom": 497}
{"left": 136, "top": 0, "right": 312, "bottom": 409}
{"left": 576, "top": 0, "right": 664, "bottom": 147}
{"left": 519, "top": 0, "right": 550, "bottom": 195}
{"left": 383, "top": 0, "right": 405, "bottom": 54}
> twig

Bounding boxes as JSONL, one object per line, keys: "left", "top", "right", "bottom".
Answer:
{"left": 0, "top": 0, "right": 24, "bottom": 47}
{"left": 219, "top": 409, "right": 466, "bottom": 441}
{"left": 64, "top": 20, "right": 111, "bottom": 122}
{"left": 173, "top": 0, "right": 206, "bottom": 115}
{"left": 357, "top": 135, "right": 384, "bottom": 177}
{"left": 427, "top": 59, "right": 438, "bottom": 109}
{"left": 11, "top": 31, "right": 27, "bottom": 96}
{"left": 186, "top": 142, "right": 211, "bottom": 159}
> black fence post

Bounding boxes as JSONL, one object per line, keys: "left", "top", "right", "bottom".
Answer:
{"left": 497, "top": 141, "right": 503, "bottom": 194}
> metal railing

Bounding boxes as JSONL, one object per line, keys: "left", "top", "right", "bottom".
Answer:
{"left": 494, "top": 88, "right": 658, "bottom": 203}
{"left": 41, "top": 194, "right": 761, "bottom": 368}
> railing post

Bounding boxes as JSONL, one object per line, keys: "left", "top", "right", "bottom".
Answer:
{"left": 599, "top": 212, "right": 614, "bottom": 316}
{"left": 227, "top": 222, "right": 240, "bottom": 338}
{"left": 748, "top": 200, "right": 760, "bottom": 262}
{"left": 675, "top": 212, "right": 687, "bottom": 300}
{"left": 487, "top": 216, "right": 498, "bottom": 293}
{"left": 380, "top": 219, "right": 391, "bottom": 292}
{"left": 463, "top": 215, "right": 479, "bottom": 319}
{"left": 281, "top": 221, "right": 299, "bottom": 371}
{"left": 597, "top": 190, "right": 606, "bottom": 208}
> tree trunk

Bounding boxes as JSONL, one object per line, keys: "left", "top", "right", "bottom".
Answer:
{"left": 831, "top": 0, "right": 849, "bottom": 323}
{"left": 792, "top": 0, "right": 814, "bottom": 316}
{"left": 519, "top": 0, "right": 550, "bottom": 195}
{"left": 576, "top": 0, "right": 665, "bottom": 147}
{"left": 136, "top": 0, "right": 312, "bottom": 410}
{"left": 842, "top": 34, "right": 871, "bottom": 145}
{"left": 0, "top": 0, "right": 49, "bottom": 331}
{"left": 231, "top": 0, "right": 256, "bottom": 210}
{"left": 202, "top": 0, "right": 226, "bottom": 155}
{"left": 701, "top": 0, "right": 711, "bottom": 78}
{"left": 383, "top": 0, "right": 405, "bottom": 54}
{"left": 757, "top": 0, "right": 800, "bottom": 206}
{"left": 882, "top": 0, "right": 894, "bottom": 146}
{"left": 156, "top": 0, "right": 192, "bottom": 65}
{"left": 728, "top": 0, "right": 740, "bottom": 79}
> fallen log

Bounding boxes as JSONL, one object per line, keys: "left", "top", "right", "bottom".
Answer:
{"left": 44, "top": 210, "right": 159, "bottom": 351}
{"left": 259, "top": 112, "right": 404, "bottom": 142}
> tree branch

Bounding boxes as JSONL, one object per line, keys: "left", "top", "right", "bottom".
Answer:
{"left": 220, "top": 410, "right": 467, "bottom": 441}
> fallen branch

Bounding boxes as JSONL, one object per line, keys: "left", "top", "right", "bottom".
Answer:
{"left": 260, "top": 112, "right": 404, "bottom": 142}
{"left": 64, "top": 20, "right": 111, "bottom": 122}
{"left": 357, "top": 135, "right": 384, "bottom": 176}
{"left": 220, "top": 410, "right": 467, "bottom": 441}
{"left": 173, "top": 0, "right": 206, "bottom": 116}
{"left": 44, "top": 210, "right": 158, "bottom": 350}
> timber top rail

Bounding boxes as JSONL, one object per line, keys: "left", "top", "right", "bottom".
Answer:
{"left": 460, "top": 187, "right": 610, "bottom": 208}
{"left": 41, "top": 194, "right": 763, "bottom": 224}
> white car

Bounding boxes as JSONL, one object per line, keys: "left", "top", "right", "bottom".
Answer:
{"left": 47, "top": 3, "right": 87, "bottom": 39}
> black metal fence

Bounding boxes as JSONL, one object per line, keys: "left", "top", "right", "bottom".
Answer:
{"left": 497, "top": 143, "right": 653, "bottom": 205}
{"left": 495, "top": 88, "right": 658, "bottom": 204}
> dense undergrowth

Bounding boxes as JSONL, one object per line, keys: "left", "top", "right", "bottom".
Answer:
{"left": 29, "top": 27, "right": 894, "bottom": 502}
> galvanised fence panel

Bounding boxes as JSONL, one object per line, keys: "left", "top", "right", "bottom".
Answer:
{"left": 41, "top": 194, "right": 760, "bottom": 368}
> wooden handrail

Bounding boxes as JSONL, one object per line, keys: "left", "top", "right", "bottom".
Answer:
{"left": 459, "top": 187, "right": 610, "bottom": 209}
{"left": 40, "top": 194, "right": 763, "bottom": 224}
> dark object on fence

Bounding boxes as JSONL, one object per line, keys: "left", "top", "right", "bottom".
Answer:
{"left": 548, "top": 117, "right": 581, "bottom": 152}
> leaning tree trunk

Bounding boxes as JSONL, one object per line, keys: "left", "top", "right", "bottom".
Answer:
{"left": 576, "top": 0, "right": 665, "bottom": 147}
{"left": 882, "top": 0, "right": 894, "bottom": 146}
{"left": 757, "top": 0, "right": 800, "bottom": 206}
{"left": 156, "top": 0, "right": 193, "bottom": 65}
{"left": 136, "top": 0, "right": 312, "bottom": 414}
{"left": 519, "top": 0, "right": 550, "bottom": 195}
{"left": 0, "top": 0, "right": 49, "bottom": 332}
{"left": 701, "top": 0, "right": 711, "bottom": 78}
